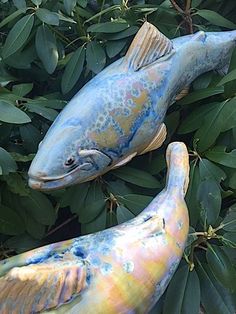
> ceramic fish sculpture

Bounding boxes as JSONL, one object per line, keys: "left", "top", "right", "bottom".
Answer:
{"left": 0, "top": 142, "right": 189, "bottom": 314}
{"left": 28, "top": 22, "right": 236, "bottom": 190}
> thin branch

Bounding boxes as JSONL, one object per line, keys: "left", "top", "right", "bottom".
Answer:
{"left": 170, "top": 0, "right": 193, "bottom": 34}
{"left": 45, "top": 215, "right": 77, "bottom": 237}
{"left": 170, "top": 0, "right": 184, "bottom": 14}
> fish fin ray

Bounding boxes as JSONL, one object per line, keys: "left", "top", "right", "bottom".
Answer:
{"left": 139, "top": 123, "right": 167, "bottom": 155}
{"left": 192, "top": 30, "right": 206, "bottom": 42}
{"left": 175, "top": 86, "right": 190, "bottom": 101}
{"left": 0, "top": 260, "right": 87, "bottom": 313}
{"left": 123, "top": 22, "right": 173, "bottom": 71}
{"left": 112, "top": 152, "right": 137, "bottom": 169}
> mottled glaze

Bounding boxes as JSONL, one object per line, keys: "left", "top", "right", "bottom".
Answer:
{"left": 0, "top": 142, "right": 189, "bottom": 314}
{"left": 28, "top": 23, "right": 236, "bottom": 190}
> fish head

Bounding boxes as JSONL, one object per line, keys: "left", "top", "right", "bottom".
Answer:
{"left": 28, "top": 124, "right": 112, "bottom": 190}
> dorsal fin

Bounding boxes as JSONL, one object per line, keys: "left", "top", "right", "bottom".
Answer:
{"left": 123, "top": 22, "right": 173, "bottom": 71}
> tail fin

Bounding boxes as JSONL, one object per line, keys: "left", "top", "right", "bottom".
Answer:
{"left": 165, "top": 142, "right": 189, "bottom": 197}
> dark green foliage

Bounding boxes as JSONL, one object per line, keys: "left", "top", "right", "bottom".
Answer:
{"left": 0, "top": 0, "right": 236, "bottom": 312}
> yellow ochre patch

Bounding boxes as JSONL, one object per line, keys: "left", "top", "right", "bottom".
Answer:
{"left": 113, "top": 90, "right": 148, "bottom": 135}
{"left": 89, "top": 126, "right": 119, "bottom": 148}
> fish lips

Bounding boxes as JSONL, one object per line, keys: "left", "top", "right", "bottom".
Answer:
{"left": 28, "top": 163, "right": 97, "bottom": 191}
{"left": 28, "top": 149, "right": 113, "bottom": 190}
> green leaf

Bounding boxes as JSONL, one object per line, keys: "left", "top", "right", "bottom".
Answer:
{"left": 61, "top": 46, "right": 85, "bottom": 94}
{"left": 28, "top": 98, "right": 66, "bottom": 109}
{"left": 2, "top": 173, "right": 29, "bottom": 196}
{"left": 206, "top": 146, "right": 236, "bottom": 168}
{"left": 206, "top": 244, "right": 236, "bottom": 292}
{"left": 13, "top": 0, "right": 26, "bottom": 9}
{"left": 221, "top": 98, "right": 236, "bottom": 131}
{"left": 35, "top": 25, "right": 58, "bottom": 74}
{"left": 12, "top": 83, "right": 33, "bottom": 97}
{"left": 197, "top": 262, "right": 236, "bottom": 314}
{"left": 0, "top": 148, "right": 17, "bottom": 175}
{"left": 163, "top": 265, "right": 200, "bottom": 314}
{"left": 113, "top": 166, "right": 160, "bottom": 188}
{"left": 221, "top": 232, "right": 236, "bottom": 248}
{"left": 199, "top": 158, "right": 226, "bottom": 183}
{"left": 69, "top": 183, "right": 89, "bottom": 214}
{"left": 0, "top": 205, "right": 25, "bottom": 235}
{"left": 31, "top": 0, "right": 42, "bottom": 5}
{"left": 24, "top": 215, "right": 45, "bottom": 239}
{"left": 78, "top": 182, "right": 105, "bottom": 223}
{"left": 5, "top": 233, "right": 41, "bottom": 254}
{"left": 196, "top": 9, "right": 236, "bottom": 29}
{"left": 2, "top": 14, "right": 34, "bottom": 59}
{"left": 218, "top": 69, "right": 236, "bottom": 86}
{"left": 184, "top": 227, "right": 198, "bottom": 256}
{"left": 86, "top": 41, "right": 106, "bottom": 74}
{"left": 117, "top": 194, "right": 153, "bottom": 215}
{"left": 21, "top": 190, "right": 56, "bottom": 225}
{"left": 87, "top": 21, "right": 129, "bottom": 33}
{"left": 116, "top": 205, "right": 135, "bottom": 224}
{"left": 4, "top": 44, "right": 36, "bottom": 70}
{"left": 105, "top": 26, "right": 139, "bottom": 40}
{"left": 25, "top": 103, "right": 58, "bottom": 121}
{"left": 193, "top": 72, "right": 212, "bottom": 90}
{"left": 106, "top": 39, "right": 127, "bottom": 58}
{"left": 178, "top": 103, "right": 217, "bottom": 134}
{"left": 228, "top": 172, "right": 236, "bottom": 189}
{"left": 197, "top": 179, "right": 221, "bottom": 225}
{"left": 185, "top": 161, "right": 201, "bottom": 226}
{"left": 224, "top": 49, "right": 236, "bottom": 98}
{"left": 78, "top": 0, "right": 87, "bottom": 8}
{"left": 0, "top": 100, "right": 31, "bottom": 124}
{"left": 20, "top": 124, "right": 42, "bottom": 153}
{"left": 194, "top": 100, "right": 233, "bottom": 152}
{"left": 107, "top": 180, "right": 132, "bottom": 196}
{"left": 10, "top": 152, "right": 35, "bottom": 162}
{"left": 36, "top": 8, "right": 59, "bottom": 25}
{"left": 222, "top": 207, "right": 236, "bottom": 232}
{"left": 146, "top": 154, "right": 166, "bottom": 175}
{"left": 64, "top": 0, "right": 76, "bottom": 15}
{"left": 178, "top": 87, "right": 224, "bottom": 105}
{"left": 81, "top": 206, "right": 106, "bottom": 235}
{"left": 0, "top": 9, "right": 25, "bottom": 29}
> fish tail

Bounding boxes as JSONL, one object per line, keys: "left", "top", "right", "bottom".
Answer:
{"left": 165, "top": 142, "right": 189, "bottom": 197}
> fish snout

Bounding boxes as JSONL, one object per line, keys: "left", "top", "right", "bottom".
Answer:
{"left": 28, "top": 177, "right": 44, "bottom": 190}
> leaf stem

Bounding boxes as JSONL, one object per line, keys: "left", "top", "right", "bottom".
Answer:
{"left": 45, "top": 214, "right": 77, "bottom": 237}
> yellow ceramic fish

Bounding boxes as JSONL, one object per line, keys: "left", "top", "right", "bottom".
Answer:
{"left": 0, "top": 142, "right": 189, "bottom": 314}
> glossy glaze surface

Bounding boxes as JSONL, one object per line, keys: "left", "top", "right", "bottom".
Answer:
{"left": 1, "top": 142, "right": 189, "bottom": 314}
{"left": 28, "top": 23, "right": 236, "bottom": 190}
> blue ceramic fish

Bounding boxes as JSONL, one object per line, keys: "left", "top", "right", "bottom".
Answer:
{"left": 28, "top": 22, "right": 236, "bottom": 190}
{"left": 0, "top": 142, "right": 190, "bottom": 314}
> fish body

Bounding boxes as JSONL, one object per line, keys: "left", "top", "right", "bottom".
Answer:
{"left": 0, "top": 142, "right": 189, "bottom": 314}
{"left": 28, "top": 23, "right": 236, "bottom": 190}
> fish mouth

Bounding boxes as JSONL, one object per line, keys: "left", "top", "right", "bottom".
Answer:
{"left": 28, "top": 163, "right": 95, "bottom": 191}
{"left": 28, "top": 149, "right": 114, "bottom": 191}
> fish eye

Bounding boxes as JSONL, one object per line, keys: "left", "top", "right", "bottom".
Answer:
{"left": 65, "top": 157, "right": 75, "bottom": 166}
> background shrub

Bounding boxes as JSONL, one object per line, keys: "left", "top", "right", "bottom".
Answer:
{"left": 0, "top": 0, "right": 236, "bottom": 312}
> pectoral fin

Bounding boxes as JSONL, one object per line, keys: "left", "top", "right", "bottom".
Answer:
{"left": 0, "top": 260, "right": 87, "bottom": 313}
{"left": 123, "top": 22, "right": 173, "bottom": 71}
{"left": 175, "top": 86, "right": 190, "bottom": 101}
{"left": 139, "top": 123, "right": 167, "bottom": 155}
{"left": 112, "top": 152, "right": 137, "bottom": 169}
